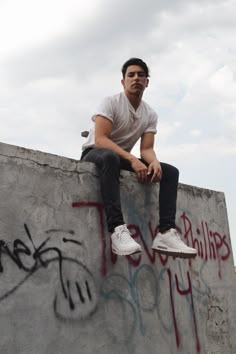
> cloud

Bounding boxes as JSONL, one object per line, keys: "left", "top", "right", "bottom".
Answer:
{"left": 0, "top": 0, "right": 100, "bottom": 55}
{"left": 190, "top": 129, "right": 202, "bottom": 137}
{"left": 0, "top": 0, "right": 235, "bottom": 259}
{"left": 3, "top": 0, "right": 234, "bottom": 87}
{"left": 1, "top": 0, "right": 235, "bottom": 156}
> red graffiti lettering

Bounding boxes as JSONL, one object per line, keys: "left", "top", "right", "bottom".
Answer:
{"left": 181, "top": 212, "right": 231, "bottom": 278}
{"left": 72, "top": 202, "right": 231, "bottom": 280}
{"left": 175, "top": 271, "right": 200, "bottom": 352}
{"left": 72, "top": 202, "right": 107, "bottom": 277}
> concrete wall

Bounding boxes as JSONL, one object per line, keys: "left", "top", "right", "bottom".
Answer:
{"left": 0, "top": 141, "right": 235, "bottom": 354}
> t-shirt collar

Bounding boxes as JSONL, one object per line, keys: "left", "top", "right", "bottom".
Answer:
{"left": 123, "top": 92, "right": 142, "bottom": 117}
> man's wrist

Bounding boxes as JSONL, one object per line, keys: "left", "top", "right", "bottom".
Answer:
{"left": 144, "top": 158, "right": 159, "bottom": 165}
{"left": 127, "top": 154, "right": 137, "bottom": 163}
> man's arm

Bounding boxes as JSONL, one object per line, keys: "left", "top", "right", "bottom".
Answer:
{"left": 95, "top": 115, "right": 134, "bottom": 161}
{"left": 95, "top": 115, "right": 148, "bottom": 183}
{"left": 140, "top": 132, "right": 162, "bottom": 182}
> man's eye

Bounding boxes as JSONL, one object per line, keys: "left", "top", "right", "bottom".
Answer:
{"left": 128, "top": 73, "right": 134, "bottom": 77}
{"left": 138, "top": 72, "right": 146, "bottom": 77}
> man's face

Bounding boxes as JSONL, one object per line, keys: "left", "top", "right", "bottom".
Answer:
{"left": 121, "top": 65, "right": 149, "bottom": 96}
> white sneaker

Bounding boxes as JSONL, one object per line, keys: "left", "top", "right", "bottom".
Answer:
{"left": 152, "top": 228, "right": 197, "bottom": 259}
{"left": 111, "top": 224, "right": 142, "bottom": 256}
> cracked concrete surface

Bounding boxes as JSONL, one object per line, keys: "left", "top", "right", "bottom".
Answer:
{"left": 0, "top": 141, "right": 235, "bottom": 354}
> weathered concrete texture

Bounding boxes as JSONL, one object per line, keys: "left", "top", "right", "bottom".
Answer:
{"left": 0, "top": 141, "right": 235, "bottom": 354}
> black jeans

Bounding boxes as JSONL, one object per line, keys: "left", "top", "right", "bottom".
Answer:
{"left": 81, "top": 148, "right": 179, "bottom": 233}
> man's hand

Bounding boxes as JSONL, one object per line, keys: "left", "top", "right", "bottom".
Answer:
{"left": 130, "top": 158, "right": 162, "bottom": 184}
{"left": 147, "top": 160, "right": 162, "bottom": 183}
{"left": 130, "top": 158, "right": 149, "bottom": 183}
{"left": 140, "top": 133, "right": 161, "bottom": 183}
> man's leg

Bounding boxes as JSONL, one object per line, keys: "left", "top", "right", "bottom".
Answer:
{"left": 120, "top": 159, "right": 179, "bottom": 232}
{"left": 159, "top": 163, "right": 179, "bottom": 232}
{"left": 82, "top": 147, "right": 124, "bottom": 232}
{"left": 118, "top": 159, "right": 178, "bottom": 232}
{"left": 152, "top": 162, "right": 197, "bottom": 259}
{"left": 81, "top": 148, "right": 142, "bottom": 255}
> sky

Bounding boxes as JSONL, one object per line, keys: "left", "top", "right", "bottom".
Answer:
{"left": 0, "top": 0, "right": 235, "bottom": 263}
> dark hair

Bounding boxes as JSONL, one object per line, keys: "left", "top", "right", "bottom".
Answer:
{"left": 121, "top": 58, "right": 150, "bottom": 78}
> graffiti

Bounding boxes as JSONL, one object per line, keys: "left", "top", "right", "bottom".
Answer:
{"left": 72, "top": 201, "right": 107, "bottom": 275}
{"left": 0, "top": 223, "right": 98, "bottom": 320}
{"left": 100, "top": 264, "right": 156, "bottom": 344}
{"left": 71, "top": 200, "right": 232, "bottom": 353}
{"left": 100, "top": 263, "right": 203, "bottom": 352}
{"left": 0, "top": 198, "right": 232, "bottom": 353}
{"left": 181, "top": 213, "right": 231, "bottom": 278}
{"left": 72, "top": 201, "right": 231, "bottom": 279}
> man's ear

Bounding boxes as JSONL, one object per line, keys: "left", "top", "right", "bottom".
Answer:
{"left": 121, "top": 78, "right": 125, "bottom": 87}
{"left": 146, "top": 78, "right": 149, "bottom": 87}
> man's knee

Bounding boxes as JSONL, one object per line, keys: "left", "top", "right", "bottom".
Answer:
{"left": 170, "top": 165, "right": 179, "bottom": 178}
{"left": 96, "top": 148, "right": 120, "bottom": 168}
{"left": 161, "top": 163, "right": 179, "bottom": 179}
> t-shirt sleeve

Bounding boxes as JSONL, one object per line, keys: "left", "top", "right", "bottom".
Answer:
{"left": 91, "top": 96, "right": 115, "bottom": 123}
{"left": 144, "top": 111, "right": 158, "bottom": 134}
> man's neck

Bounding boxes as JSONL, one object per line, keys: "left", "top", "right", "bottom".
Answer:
{"left": 125, "top": 91, "right": 143, "bottom": 111}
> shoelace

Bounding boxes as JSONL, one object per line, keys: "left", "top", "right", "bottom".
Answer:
{"left": 172, "top": 229, "right": 183, "bottom": 242}
{"left": 117, "top": 227, "right": 131, "bottom": 241}
{"left": 171, "top": 229, "right": 193, "bottom": 249}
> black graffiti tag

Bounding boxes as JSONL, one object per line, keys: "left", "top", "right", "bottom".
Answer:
{"left": 0, "top": 224, "right": 97, "bottom": 320}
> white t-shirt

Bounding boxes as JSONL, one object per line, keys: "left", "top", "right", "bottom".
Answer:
{"left": 82, "top": 92, "right": 158, "bottom": 152}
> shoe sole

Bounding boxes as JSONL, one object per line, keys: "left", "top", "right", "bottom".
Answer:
{"left": 112, "top": 247, "right": 142, "bottom": 256}
{"left": 152, "top": 247, "right": 197, "bottom": 259}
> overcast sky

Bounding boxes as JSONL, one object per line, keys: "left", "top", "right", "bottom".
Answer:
{"left": 0, "top": 0, "right": 235, "bottom": 263}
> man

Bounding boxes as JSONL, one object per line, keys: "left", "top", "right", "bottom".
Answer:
{"left": 81, "top": 58, "right": 197, "bottom": 259}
